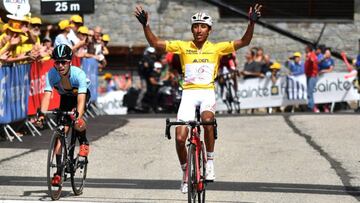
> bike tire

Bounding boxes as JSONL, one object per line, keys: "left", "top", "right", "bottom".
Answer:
{"left": 188, "top": 144, "right": 197, "bottom": 203}
{"left": 199, "top": 142, "right": 206, "bottom": 203}
{"left": 70, "top": 131, "right": 88, "bottom": 195}
{"left": 47, "top": 132, "right": 65, "bottom": 200}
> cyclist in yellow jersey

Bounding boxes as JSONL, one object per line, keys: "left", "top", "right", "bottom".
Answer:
{"left": 135, "top": 4, "right": 262, "bottom": 193}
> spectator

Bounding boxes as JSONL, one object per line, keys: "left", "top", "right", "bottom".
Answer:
{"left": 102, "top": 34, "right": 110, "bottom": 55}
{"left": 269, "top": 62, "right": 282, "bottom": 84}
{"left": 54, "top": 19, "right": 72, "bottom": 47}
{"left": 304, "top": 44, "right": 319, "bottom": 113}
{"left": 136, "top": 47, "right": 157, "bottom": 109}
{"left": 318, "top": 49, "right": 335, "bottom": 112}
{"left": 285, "top": 52, "right": 304, "bottom": 76}
{"left": 29, "top": 17, "right": 42, "bottom": 45}
{"left": 74, "top": 26, "right": 89, "bottom": 58}
{"left": 39, "top": 36, "right": 53, "bottom": 61}
{"left": 240, "top": 49, "right": 264, "bottom": 79}
{"left": 92, "top": 26, "right": 107, "bottom": 68}
{"left": 315, "top": 45, "right": 325, "bottom": 61}
{"left": 318, "top": 49, "right": 335, "bottom": 74}
{"left": 68, "top": 15, "right": 83, "bottom": 46}
{"left": 147, "top": 61, "right": 163, "bottom": 112}
{"left": 103, "top": 72, "right": 116, "bottom": 92}
{"left": 262, "top": 54, "right": 272, "bottom": 75}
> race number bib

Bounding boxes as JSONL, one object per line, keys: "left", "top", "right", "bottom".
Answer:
{"left": 184, "top": 63, "right": 215, "bottom": 85}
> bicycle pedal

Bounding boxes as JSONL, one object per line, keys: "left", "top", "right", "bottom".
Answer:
{"left": 205, "top": 179, "right": 214, "bottom": 183}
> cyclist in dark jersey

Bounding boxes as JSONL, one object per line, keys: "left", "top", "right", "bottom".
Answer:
{"left": 37, "top": 44, "right": 91, "bottom": 186}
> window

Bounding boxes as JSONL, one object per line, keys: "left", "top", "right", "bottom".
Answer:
{"left": 218, "top": 0, "right": 354, "bottom": 21}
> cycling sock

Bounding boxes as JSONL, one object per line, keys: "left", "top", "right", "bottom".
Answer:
{"left": 56, "top": 154, "right": 62, "bottom": 175}
{"left": 207, "top": 152, "right": 214, "bottom": 160}
{"left": 77, "top": 130, "right": 89, "bottom": 145}
{"left": 207, "top": 152, "right": 214, "bottom": 165}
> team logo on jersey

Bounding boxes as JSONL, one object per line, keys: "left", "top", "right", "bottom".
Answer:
{"left": 192, "top": 58, "right": 209, "bottom": 63}
{"left": 186, "top": 50, "right": 198, "bottom": 54}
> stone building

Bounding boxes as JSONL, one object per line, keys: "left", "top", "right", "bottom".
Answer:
{"left": 5, "top": 0, "right": 360, "bottom": 70}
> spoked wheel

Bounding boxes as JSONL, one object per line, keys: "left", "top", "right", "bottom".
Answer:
{"left": 70, "top": 135, "right": 88, "bottom": 195}
{"left": 47, "top": 132, "right": 65, "bottom": 200}
{"left": 198, "top": 142, "right": 206, "bottom": 203}
{"left": 188, "top": 144, "right": 197, "bottom": 203}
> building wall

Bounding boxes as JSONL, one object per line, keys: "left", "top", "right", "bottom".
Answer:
{"left": 28, "top": 0, "right": 360, "bottom": 70}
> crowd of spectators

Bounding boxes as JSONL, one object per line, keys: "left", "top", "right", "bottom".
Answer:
{"left": 216, "top": 45, "right": 337, "bottom": 113}
{"left": 0, "top": 14, "right": 111, "bottom": 68}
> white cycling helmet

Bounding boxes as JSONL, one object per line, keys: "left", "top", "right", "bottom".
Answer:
{"left": 191, "top": 12, "right": 213, "bottom": 27}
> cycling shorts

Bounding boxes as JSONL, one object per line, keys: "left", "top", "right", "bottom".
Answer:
{"left": 177, "top": 89, "right": 216, "bottom": 121}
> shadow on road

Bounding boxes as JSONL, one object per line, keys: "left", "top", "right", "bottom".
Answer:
{"left": 1, "top": 176, "right": 359, "bottom": 196}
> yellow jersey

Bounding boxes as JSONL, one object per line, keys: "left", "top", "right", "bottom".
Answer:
{"left": 165, "top": 40, "right": 235, "bottom": 90}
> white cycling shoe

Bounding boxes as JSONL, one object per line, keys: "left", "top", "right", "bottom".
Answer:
{"left": 205, "top": 162, "right": 216, "bottom": 181}
{"left": 180, "top": 170, "right": 188, "bottom": 194}
{"left": 180, "top": 181, "right": 188, "bottom": 194}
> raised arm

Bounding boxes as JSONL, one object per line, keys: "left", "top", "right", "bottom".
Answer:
{"left": 134, "top": 5, "right": 166, "bottom": 52}
{"left": 234, "top": 4, "right": 262, "bottom": 50}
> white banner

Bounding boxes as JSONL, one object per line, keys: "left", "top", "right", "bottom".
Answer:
{"left": 216, "top": 72, "right": 359, "bottom": 110}
{"left": 314, "top": 72, "right": 359, "bottom": 103}
{"left": 96, "top": 90, "right": 127, "bottom": 115}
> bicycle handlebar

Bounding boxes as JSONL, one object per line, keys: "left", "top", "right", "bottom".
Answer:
{"left": 165, "top": 118, "right": 218, "bottom": 140}
{"left": 37, "top": 108, "right": 78, "bottom": 118}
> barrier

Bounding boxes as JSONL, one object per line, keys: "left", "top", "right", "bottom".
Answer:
{"left": 97, "top": 90, "right": 127, "bottom": 115}
{"left": 0, "top": 64, "right": 31, "bottom": 124}
{"left": 28, "top": 60, "right": 60, "bottom": 115}
{"left": 216, "top": 72, "right": 359, "bottom": 111}
{"left": 81, "top": 58, "right": 99, "bottom": 102}
{"left": 0, "top": 63, "right": 31, "bottom": 141}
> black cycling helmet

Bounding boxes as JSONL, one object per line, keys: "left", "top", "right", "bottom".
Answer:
{"left": 52, "top": 44, "right": 73, "bottom": 61}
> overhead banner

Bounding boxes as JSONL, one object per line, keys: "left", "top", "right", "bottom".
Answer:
{"left": 0, "top": 64, "right": 31, "bottom": 124}
{"left": 28, "top": 60, "right": 60, "bottom": 115}
{"left": 81, "top": 58, "right": 98, "bottom": 102}
{"left": 216, "top": 72, "right": 359, "bottom": 110}
{"left": 97, "top": 90, "right": 127, "bottom": 115}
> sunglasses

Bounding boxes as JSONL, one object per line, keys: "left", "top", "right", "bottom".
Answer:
{"left": 55, "top": 60, "right": 70, "bottom": 65}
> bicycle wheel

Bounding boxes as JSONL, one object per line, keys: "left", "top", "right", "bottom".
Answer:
{"left": 70, "top": 131, "right": 88, "bottom": 195}
{"left": 188, "top": 144, "right": 197, "bottom": 203}
{"left": 47, "top": 132, "right": 65, "bottom": 200}
{"left": 199, "top": 142, "right": 206, "bottom": 203}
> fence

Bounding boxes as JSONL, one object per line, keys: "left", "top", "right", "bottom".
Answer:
{"left": 0, "top": 56, "right": 101, "bottom": 142}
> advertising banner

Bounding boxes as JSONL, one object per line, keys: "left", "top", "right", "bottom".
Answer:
{"left": 81, "top": 58, "right": 98, "bottom": 102}
{"left": 28, "top": 60, "right": 60, "bottom": 115}
{"left": 216, "top": 73, "right": 359, "bottom": 110}
{"left": 97, "top": 90, "right": 127, "bottom": 115}
{"left": 0, "top": 64, "right": 31, "bottom": 124}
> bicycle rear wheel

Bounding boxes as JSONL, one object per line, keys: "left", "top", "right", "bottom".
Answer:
{"left": 47, "top": 132, "right": 65, "bottom": 200}
{"left": 188, "top": 144, "right": 197, "bottom": 203}
{"left": 70, "top": 131, "right": 88, "bottom": 195}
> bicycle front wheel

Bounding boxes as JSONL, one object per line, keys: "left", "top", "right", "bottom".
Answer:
{"left": 70, "top": 133, "right": 88, "bottom": 195}
{"left": 188, "top": 144, "right": 198, "bottom": 203}
{"left": 47, "top": 132, "right": 65, "bottom": 200}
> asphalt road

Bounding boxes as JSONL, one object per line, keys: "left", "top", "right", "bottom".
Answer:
{"left": 0, "top": 114, "right": 360, "bottom": 203}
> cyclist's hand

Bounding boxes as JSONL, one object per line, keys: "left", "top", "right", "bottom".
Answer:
{"left": 134, "top": 5, "right": 149, "bottom": 27}
{"left": 74, "top": 118, "right": 86, "bottom": 132}
{"left": 248, "top": 4, "right": 262, "bottom": 23}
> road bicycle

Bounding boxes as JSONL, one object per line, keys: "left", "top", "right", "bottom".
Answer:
{"left": 41, "top": 109, "right": 88, "bottom": 200}
{"left": 165, "top": 107, "right": 217, "bottom": 203}
{"left": 218, "top": 72, "right": 240, "bottom": 114}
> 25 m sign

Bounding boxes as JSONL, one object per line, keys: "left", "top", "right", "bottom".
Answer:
{"left": 41, "top": 0, "right": 94, "bottom": 14}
